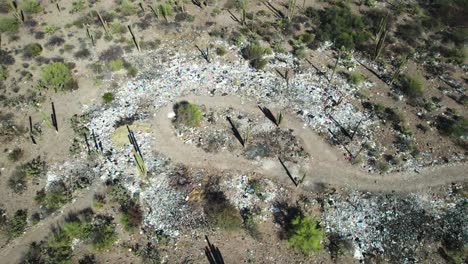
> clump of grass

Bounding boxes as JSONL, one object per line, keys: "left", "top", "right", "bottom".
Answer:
{"left": 287, "top": 215, "right": 325, "bottom": 255}
{"left": 158, "top": 2, "right": 174, "bottom": 21}
{"left": 102, "top": 92, "right": 114, "bottom": 103}
{"left": 173, "top": 101, "right": 202, "bottom": 127}
{"left": 349, "top": 71, "right": 364, "bottom": 85}
{"left": 21, "top": 0, "right": 44, "bottom": 14}
{"left": 400, "top": 74, "right": 424, "bottom": 97}
{"left": 40, "top": 62, "right": 74, "bottom": 92}
{"left": 0, "top": 17, "right": 20, "bottom": 33}
{"left": 70, "top": 0, "right": 87, "bottom": 13}
{"left": 108, "top": 59, "right": 124, "bottom": 71}
{"left": 23, "top": 43, "right": 43, "bottom": 59}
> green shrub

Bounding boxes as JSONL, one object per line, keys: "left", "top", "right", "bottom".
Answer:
{"left": 315, "top": 5, "right": 369, "bottom": 50}
{"left": 35, "top": 181, "right": 72, "bottom": 211}
{"left": 45, "top": 228, "right": 73, "bottom": 263}
{"left": 0, "top": 65, "right": 7, "bottom": 80}
{"left": 120, "top": 201, "right": 143, "bottom": 232}
{"left": 119, "top": 0, "right": 138, "bottom": 16}
{"left": 10, "top": 209, "right": 28, "bottom": 238}
{"left": 216, "top": 46, "right": 227, "bottom": 56}
{"left": 349, "top": 72, "right": 364, "bottom": 85}
{"left": 44, "top": 25, "right": 59, "bottom": 35}
{"left": 0, "top": 17, "right": 20, "bottom": 33}
{"left": 23, "top": 43, "right": 43, "bottom": 58}
{"left": 287, "top": 215, "right": 324, "bottom": 255}
{"left": 89, "top": 215, "right": 118, "bottom": 251}
{"left": 206, "top": 201, "right": 242, "bottom": 231}
{"left": 400, "top": 74, "right": 424, "bottom": 97}
{"left": 102, "top": 92, "right": 114, "bottom": 103}
{"left": 436, "top": 115, "right": 467, "bottom": 141}
{"left": 109, "top": 59, "right": 124, "bottom": 71}
{"left": 173, "top": 101, "right": 202, "bottom": 127}
{"left": 242, "top": 43, "right": 270, "bottom": 70}
{"left": 158, "top": 3, "right": 174, "bottom": 19}
{"left": 40, "top": 62, "right": 74, "bottom": 91}
{"left": 71, "top": 0, "right": 86, "bottom": 13}
{"left": 22, "top": 156, "right": 46, "bottom": 179}
{"left": 21, "top": 0, "right": 44, "bottom": 13}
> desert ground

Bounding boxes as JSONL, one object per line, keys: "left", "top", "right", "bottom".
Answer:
{"left": 0, "top": 0, "right": 466, "bottom": 263}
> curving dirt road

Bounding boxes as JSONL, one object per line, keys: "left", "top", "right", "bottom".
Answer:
{"left": 151, "top": 95, "right": 467, "bottom": 193}
{"left": 2, "top": 95, "right": 466, "bottom": 263}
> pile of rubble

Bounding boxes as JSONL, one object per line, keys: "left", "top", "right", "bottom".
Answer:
{"left": 323, "top": 188, "right": 467, "bottom": 262}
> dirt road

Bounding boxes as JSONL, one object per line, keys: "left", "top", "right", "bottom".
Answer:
{"left": 151, "top": 95, "right": 467, "bottom": 193}
{"left": 2, "top": 95, "right": 466, "bottom": 263}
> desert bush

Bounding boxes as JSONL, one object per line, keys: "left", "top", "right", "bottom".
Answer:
{"left": 0, "top": 17, "right": 19, "bottom": 33}
{"left": 349, "top": 72, "right": 364, "bottom": 85}
{"left": 79, "top": 255, "right": 97, "bottom": 264}
{"left": 118, "top": 0, "right": 138, "bottom": 16}
{"left": 216, "top": 47, "right": 227, "bottom": 56}
{"left": 71, "top": 0, "right": 87, "bottom": 13}
{"left": 8, "top": 168, "right": 27, "bottom": 193}
{"left": 8, "top": 147, "right": 24, "bottom": 161}
{"left": 120, "top": 200, "right": 143, "bottom": 232}
{"left": 108, "top": 59, "right": 124, "bottom": 71}
{"left": 127, "top": 66, "right": 138, "bottom": 77}
{"left": 158, "top": 2, "right": 174, "bottom": 20}
{"left": 93, "top": 194, "right": 106, "bottom": 209}
{"left": 396, "top": 21, "right": 423, "bottom": 46}
{"left": 44, "top": 25, "right": 59, "bottom": 35}
{"left": 102, "top": 92, "right": 114, "bottom": 103}
{"left": 21, "top": 0, "right": 44, "bottom": 14}
{"left": 0, "top": 65, "right": 7, "bottom": 80}
{"left": 74, "top": 48, "right": 91, "bottom": 59}
{"left": 0, "top": 50, "right": 15, "bottom": 65}
{"left": 287, "top": 215, "right": 324, "bottom": 255}
{"left": 400, "top": 74, "right": 424, "bottom": 97}
{"left": 205, "top": 196, "right": 242, "bottom": 231}
{"left": 10, "top": 209, "right": 28, "bottom": 238}
{"left": 89, "top": 215, "right": 118, "bottom": 250}
{"left": 35, "top": 181, "right": 72, "bottom": 211}
{"left": 23, "top": 43, "right": 43, "bottom": 59}
{"left": 173, "top": 101, "right": 202, "bottom": 127}
{"left": 241, "top": 207, "right": 261, "bottom": 239}
{"left": 40, "top": 62, "right": 74, "bottom": 91}
{"left": 46, "top": 36, "right": 65, "bottom": 46}
{"left": 242, "top": 43, "right": 270, "bottom": 70}
{"left": 315, "top": 5, "right": 369, "bottom": 50}
{"left": 22, "top": 156, "right": 46, "bottom": 179}
{"left": 436, "top": 115, "right": 467, "bottom": 144}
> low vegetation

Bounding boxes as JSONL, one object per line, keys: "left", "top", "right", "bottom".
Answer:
{"left": 0, "top": 17, "right": 20, "bottom": 33}
{"left": 173, "top": 101, "right": 202, "bottom": 127}
{"left": 35, "top": 181, "right": 72, "bottom": 212}
{"left": 242, "top": 43, "right": 271, "bottom": 70}
{"left": 102, "top": 92, "right": 114, "bottom": 103}
{"left": 40, "top": 62, "right": 75, "bottom": 92}
{"left": 23, "top": 43, "right": 43, "bottom": 59}
{"left": 9, "top": 209, "right": 28, "bottom": 238}
{"left": 287, "top": 215, "right": 325, "bottom": 255}
{"left": 21, "top": 0, "right": 44, "bottom": 14}
{"left": 400, "top": 74, "right": 424, "bottom": 98}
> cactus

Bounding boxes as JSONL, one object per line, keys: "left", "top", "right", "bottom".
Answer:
{"left": 277, "top": 111, "right": 283, "bottom": 125}
{"left": 373, "top": 14, "right": 388, "bottom": 61}
{"left": 329, "top": 47, "right": 343, "bottom": 84}
{"left": 287, "top": 0, "right": 296, "bottom": 22}
{"left": 244, "top": 125, "right": 251, "bottom": 146}
{"left": 390, "top": 55, "right": 408, "bottom": 86}
{"left": 96, "top": 10, "right": 109, "bottom": 35}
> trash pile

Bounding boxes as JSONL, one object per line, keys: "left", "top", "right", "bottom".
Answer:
{"left": 323, "top": 189, "right": 467, "bottom": 262}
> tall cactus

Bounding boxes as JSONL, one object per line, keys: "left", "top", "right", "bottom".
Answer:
{"left": 373, "top": 14, "right": 388, "bottom": 61}
{"left": 287, "top": 0, "right": 296, "bottom": 22}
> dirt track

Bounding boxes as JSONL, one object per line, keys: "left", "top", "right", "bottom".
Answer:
{"left": 151, "top": 95, "right": 467, "bottom": 193}
{"left": 1, "top": 95, "right": 466, "bottom": 263}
